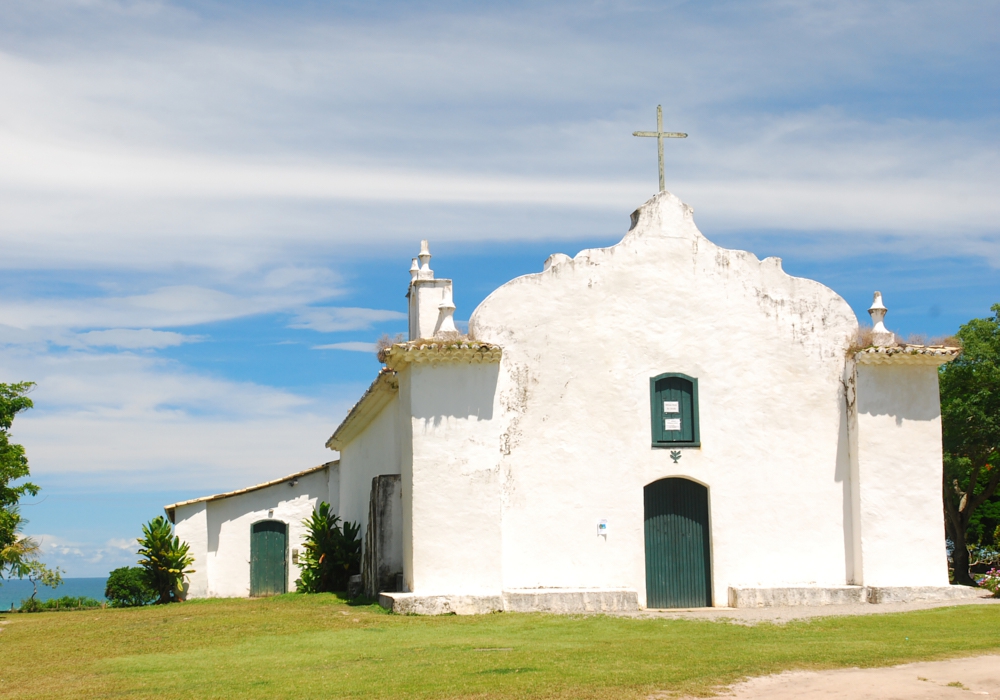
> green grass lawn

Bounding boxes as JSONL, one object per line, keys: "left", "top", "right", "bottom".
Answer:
{"left": 2, "top": 595, "right": 1000, "bottom": 699}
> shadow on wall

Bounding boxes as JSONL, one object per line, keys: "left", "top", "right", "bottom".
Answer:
{"left": 411, "top": 363, "right": 499, "bottom": 426}
{"left": 856, "top": 365, "right": 941, "bottom": 423}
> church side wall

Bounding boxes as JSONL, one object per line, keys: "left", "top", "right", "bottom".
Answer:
{"left": 337, "top": 397, "right": 401, "bottom": 543}
{"left": 203, "top": 469, "right": 327, "bottom": 597}
{"left": 854, "top": 363, "right": 949, "bottom": 587}
{"left": 470, "top": 192, "right": 859, "bottom": 607}
{"left": 404, "top": 362, "right": 503, "bottom": 595}
{"left": 174, "top": 502, "right": 209, "bottom": 599}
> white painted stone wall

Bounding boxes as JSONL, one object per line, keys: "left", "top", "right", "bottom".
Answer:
{"left": 175, "top": 502, "right": 208, "bottom": 599}
{"left": 337, "top": 399, "right": 401, "bottom": 537}
{"left": 468, "top": 191, "right": 860, "bottom": 607}
{"left": 401, "top": 362, "right": 504, "bottom": 594}
{"left": 852, "top": 362, "right": 950, "bottom": 587}
{"left": 172, "top": 467, "right": 330, "bottom": 598}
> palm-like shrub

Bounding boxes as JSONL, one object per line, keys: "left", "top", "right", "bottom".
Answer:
{"left": 105, "top": 566, "right": 157, "bottom": 607}
{"left": 137, "top": 516, "right": 195, "bottom": 604}
{"left": 297, "top": 502, "right": 361, "bottom": 593}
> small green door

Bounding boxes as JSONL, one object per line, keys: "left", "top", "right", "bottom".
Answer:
{"left": 250, "top": 520, "right": 287, "bottom": 597}
{"left": 644, "top": 478, "right": 711, "bottom": 608}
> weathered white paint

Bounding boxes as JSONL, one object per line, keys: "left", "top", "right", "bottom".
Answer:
{"left": 172, "top": 465, "right": 332, "bottom": 598}
{"left": 468, "top": 191, "right": 859, "bottom": 606}
{"left": 851, "top": 362, "right": 950, "bottom": 586}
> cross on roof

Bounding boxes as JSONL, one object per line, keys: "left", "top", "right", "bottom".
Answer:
{"left": 633, "top": 105, "right": 687, "bottom": 192}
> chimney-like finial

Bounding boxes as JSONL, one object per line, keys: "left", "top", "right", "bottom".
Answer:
{"left": 409, "top": 257, "right": 419, "bottom": 282}
{"left": 417, "top": 240, "right": 433, "bottom": 280}
{"left": 868, "top": 291, "right": 895, "bottom": 347}
{"left": 435, "top": 285, "right": 458, "bottom": 336}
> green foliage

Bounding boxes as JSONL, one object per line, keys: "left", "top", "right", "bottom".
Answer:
{"left": 941, "top": 304, "right": 1000, "bottom": 584}
{"left": 0, "top": 382, "right": 39, "bottom": 580}
{"left": 105, "top": 566, "right": 157, "bottom": 607}
{"left": 18, "top": 595, "right": 103, "bottom": 613}
{"left": 137, "top": 516, "right": 195, "bottom": 604}
{"left": 296, "top": 502, "right": 361, "bottom": 593}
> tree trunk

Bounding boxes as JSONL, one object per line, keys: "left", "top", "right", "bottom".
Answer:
{"left": 951, "top": 525, "right": 978, "bottom": 587}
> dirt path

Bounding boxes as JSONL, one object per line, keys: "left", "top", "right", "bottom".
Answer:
{"left": 667, "top": 654, "right": 1000, "bottom": 699}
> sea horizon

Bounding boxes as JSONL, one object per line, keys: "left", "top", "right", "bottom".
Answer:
{"left": 0, "top": 577, "right": 108, "bottom": 611}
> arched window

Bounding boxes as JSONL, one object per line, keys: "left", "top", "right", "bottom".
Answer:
{"left": 650, "top": 373, "right": 700, "bottom": 447}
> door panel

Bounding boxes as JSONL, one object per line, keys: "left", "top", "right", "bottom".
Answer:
{"left": 644, "top": 478, "right": 711, "bottom": 608}
{"left": 250, "top": 520, "right": 287, "bottom": 597}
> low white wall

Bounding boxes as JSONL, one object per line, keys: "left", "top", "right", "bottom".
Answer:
{"left": 405, "top": 362, "right": 504, "bottom": 594}
{"left": 854, "top": 363, "right": 949, "bottom": 587}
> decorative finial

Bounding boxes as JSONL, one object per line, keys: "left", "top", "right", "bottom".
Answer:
{"left": 417, "top": 240, "right": 433, "bottom": 280}
{"left": 436, "top": 285, "right": 458, "bottom": 336}
{"left": 868, "top": 291, "right": 895, "bottom": 347}
{"left": 409, "top": 257, "right": 419, "bottom": 281}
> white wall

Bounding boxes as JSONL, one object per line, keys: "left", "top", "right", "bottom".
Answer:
{"left": 853, "top": 362, "right": 949, "bottom": 586}
{"left": 174, "top": 502, "right": 208, "bottom": 599}
{"left": 337, "top": 398, "right": 401, "bottom": 540}
{"left": 404, "top": 362, "right": 504, "bottom": 594}
{"left": 469, "top": 191, "right": 859, "bottom": 606}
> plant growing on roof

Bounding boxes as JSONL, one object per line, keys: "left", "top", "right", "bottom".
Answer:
{"left": 137, "top": 516, "right": 195, "bottom": 604}
{"left": 296, "top": 501, "right": 361, "bottom": 593}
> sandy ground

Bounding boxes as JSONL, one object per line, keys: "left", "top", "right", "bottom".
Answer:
{"left": 664, "top": 654, "right": 1000, "bottom": 699}
{"left": 638, "top": 596, "right": 1000, "bottom": 698}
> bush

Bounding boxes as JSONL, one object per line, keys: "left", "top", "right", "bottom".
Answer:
{"left": 137, "top": 516, "right": 195, "bottom": 604}
{"left": 105, "top": 566, "right": 157, "bottom": 607}
{"left": 17, "top": 595, "right": 102, "bottom": 612}
{"left": 296, "top": 502, "right": 361, "bottom": 593}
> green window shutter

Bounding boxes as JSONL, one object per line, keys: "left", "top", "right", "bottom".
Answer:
{"left": 649, "top": 373, "right": 700, "bottom": 448}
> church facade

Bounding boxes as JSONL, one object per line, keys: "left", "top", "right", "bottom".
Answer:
{"left": 169, "top": 191, "right": 973, "bottom": 611}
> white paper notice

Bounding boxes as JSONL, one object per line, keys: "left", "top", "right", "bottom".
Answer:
{"left": 664, "top": 418, "right": 682, "bottom": 431}
{"left": 663, "top": 401, "right": 680, "bottom": 413}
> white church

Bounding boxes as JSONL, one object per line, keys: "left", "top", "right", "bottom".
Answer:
{"left": 166, "top": 190, "right": 975, "bottom": 612}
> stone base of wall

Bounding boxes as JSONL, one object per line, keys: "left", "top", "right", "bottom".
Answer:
{"left": 379, "top": 588, "right": 640, "bottom": 615}
{"left": 865, "top": 585, "right": 987, "bottom": 604}
{"left": 729, "top": 585, "right": 988, "bottom": 608}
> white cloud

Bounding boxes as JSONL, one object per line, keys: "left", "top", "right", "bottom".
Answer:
{"left": 289, "top": 307, "right": 406, "bottom": 333}
{"left": 313, "top": 341, "right": 376, "bottom": 352}
{"left": 77, "top": 328, "right": 196, "bottom": 348}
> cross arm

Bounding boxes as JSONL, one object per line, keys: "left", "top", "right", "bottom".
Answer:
{"left": 633, "top": 131, "right": 688, "bottom": 138}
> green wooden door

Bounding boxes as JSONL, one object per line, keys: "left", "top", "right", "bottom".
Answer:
{"left": 250, "top": 520, "right": 287, "bottom": 597}
{"left": 644, "top": 478, "right": 711, "bottom": 608}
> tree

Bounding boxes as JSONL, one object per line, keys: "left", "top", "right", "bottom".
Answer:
{"left": 0, "top": 382, "right": 40, "bottom": 581}
{"left": 20, "top": 560, "right": 63, "bottom": 602}
{"left": 137, "top": 516, "right": 195, "bottom": 604}
{"left": 105, "top": 566, "right": 157, "bottom": 607}
{"left": 941, "top": 303, "right": 1000, "bottom": 586}
{"left": 296, "top": 502, "right": 361, "bottom": 593}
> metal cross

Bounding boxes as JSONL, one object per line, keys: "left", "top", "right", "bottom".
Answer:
{"left": 633, "top": 105, "right": 687, "bottom": 192}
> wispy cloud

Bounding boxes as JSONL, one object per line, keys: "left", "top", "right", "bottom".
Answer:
{"left": 76, "top": 328, "right": 197, "bottom": 349}
{"left": 313, "top": 341, "right": 376, "bottom": 352}
{"left": 289, "top": 307, "right": 406, "bottom": 333}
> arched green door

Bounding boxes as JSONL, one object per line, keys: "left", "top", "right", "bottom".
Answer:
{"left": 250, "top": 520, "right": 287, "bottom": 597}
{"left": 644, "top": 478, "right": 711, "bottom": 608}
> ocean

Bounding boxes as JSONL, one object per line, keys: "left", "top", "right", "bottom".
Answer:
{"left": 0, "top": 577, "right": 108, "bottom": 611}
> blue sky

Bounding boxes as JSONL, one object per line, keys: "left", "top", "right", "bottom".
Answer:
{"left": 1, "top": 0, "right": 998, "bottom": 576}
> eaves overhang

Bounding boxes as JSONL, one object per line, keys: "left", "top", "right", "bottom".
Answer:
{"left": 325, "top": 369, "right": 399, "bottom": 451}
